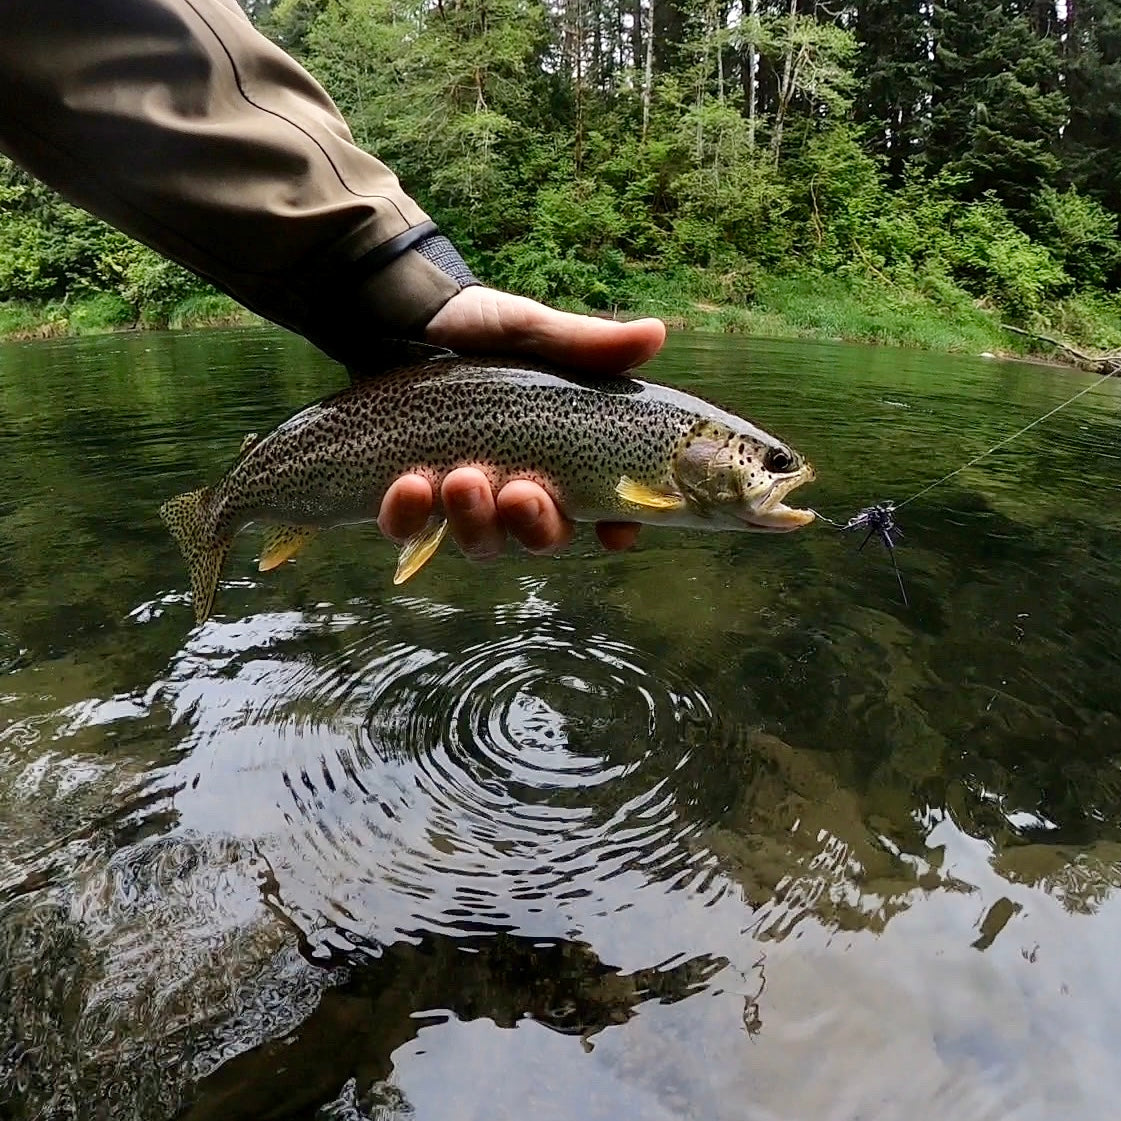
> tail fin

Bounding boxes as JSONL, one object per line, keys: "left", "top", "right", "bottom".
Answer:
{"left": 159, "top": 488, "right": 230, "bottom": 624}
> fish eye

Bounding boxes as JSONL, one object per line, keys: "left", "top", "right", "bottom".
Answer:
{"left": 764, "top": 447, "right": 796, "bottom": 474}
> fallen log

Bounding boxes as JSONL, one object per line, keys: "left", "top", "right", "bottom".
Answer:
{"left": 1000, "top": 323, "right": 1121, "bottom": 375}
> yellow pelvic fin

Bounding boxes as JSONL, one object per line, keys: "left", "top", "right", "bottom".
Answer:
{"left": 258, "top": 524, "right": 319, "bottom": 572}
{"left": 238, "top": 432, "right": 260, "bottom": 455}
{"left": 159, "top": 487, "right": 231, "bottom": 624}
{"left": 615, "top": 476, "right": 685, "bottom": 511}
{"left": 393, "top": 518, "right": 449, "bottom": 585}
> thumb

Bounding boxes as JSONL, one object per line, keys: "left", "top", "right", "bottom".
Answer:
{"left": 425, "top": 287, "right": 667, "bottom": 374}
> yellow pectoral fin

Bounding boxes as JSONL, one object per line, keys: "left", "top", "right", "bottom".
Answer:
{"left": 258, "top": 524, "right": 319, "bottom": 572}
{"left": 394, "top": 518, "right": 449, "bottom": 585}
{"left": 615, "top": 476, "right": 686, "bottom": 511}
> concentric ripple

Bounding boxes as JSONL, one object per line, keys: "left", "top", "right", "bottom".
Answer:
{"left": 172, "top": 589, "right": 729, "bottom": 951}
{"left": 360, "top": 626, "right": 713, "bottom": 887}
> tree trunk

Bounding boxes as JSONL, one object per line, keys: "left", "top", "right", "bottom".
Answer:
{"left": 641, "top": 0, "right": 655, "bottom": 139}
{"left": 714, "top": 0, "right": 725, "bottom": 104}
{"left": 770, "top": 0, "right": 799, "bottom": 165}
{"left": 574, "top": 0, "right": 585, "bottom": 169}
{"left": 631, "top": 0, "right": 643, "bottom": 72}
{"left": 746, "top": 0, "right": 758, "bottom": 149}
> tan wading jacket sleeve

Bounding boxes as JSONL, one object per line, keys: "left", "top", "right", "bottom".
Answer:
{"left": 0, "top": 0, "right": 474, "bottom": 364}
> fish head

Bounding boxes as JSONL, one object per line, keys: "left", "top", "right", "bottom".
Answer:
{"left": 672, "top": 419, "right": 816, "bottom": 532}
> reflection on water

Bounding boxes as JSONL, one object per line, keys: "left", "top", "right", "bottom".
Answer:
{"left": 1, "top": 328, "right": 1120, "bottom": 1119}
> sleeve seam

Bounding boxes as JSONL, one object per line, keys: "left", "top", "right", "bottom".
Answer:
{"left": 182, "top": 0, "right": 408, "bottom": 217}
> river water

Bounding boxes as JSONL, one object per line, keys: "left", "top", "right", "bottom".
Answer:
{"left": 1, "top": 327, "right": 1119, "bottom": 1120}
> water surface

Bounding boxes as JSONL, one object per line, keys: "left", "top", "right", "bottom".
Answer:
{"left": 1, "top": 328, "right": 1119, "bottom": 1120}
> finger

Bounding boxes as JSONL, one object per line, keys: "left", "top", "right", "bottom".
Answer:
{"left": 524, "top": 309, "right": 666, "bottom": 374}
{"left": 442, "top": 468, "right": 506, "bottom": 560}
{"left": 425, "top": 287, "right": 666, "bottom": 375}
{"left": 378, "top": 474, "right": 434, "bottom": 542}
{"left": 595, "top": 522, "right": 641, "bottom": 551}
{"left": 496, "top": 481, "right": 573, "bottom": 555}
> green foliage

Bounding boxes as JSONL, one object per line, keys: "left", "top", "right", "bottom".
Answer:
{"left": 941, "top": 199, "right": 1069, "bottom": 320}
{"left": 1032, "top": 187, "right": 1121, "bottom": 290}
{"left": 68, "top": 293, "right": 135, "bottom": 332}
{"left": 762, "top": 9, "right": 858, "bottom": 123}
{"left": 2, "top": 0, "right": 1120, "bottom": 356}
{"left": 0, "top": 157, "right": 217, "bottom": 328}
{"left": 115, "top": 251, "right": 211, "bottom": 327}
{"left": 260, "top": 0, "right": 325, "bottom": 51}
{"left": 747, "top": 272, "right": 1005, "bottom": 352}
{"left": 855, "top": 0, "right": 930, "bottom": 182}
{"left": 1049, "top": 290, "right": 1121, "bottom": 352}
{"left": 1063, "top": 0, "right": 1121, "bottom": 216}
{"left": 0, "top": 292, "right": 252, "bottom": 340}
{"left": 484, "top": 179, "right": 628, "bottom": 306}
{"left": 667, "top": 103, "right": 795, "bottom": 268}
{"left": 168, "top": 293, "right": 253, "bottom": 329}
{"left": 783, "top": 124, "right": 887, "bottom": 269}
{"left": 926, "top": 0, "right": 1067, "bottom": 212}
{"left": 0, "top": 300, "right": 68, "bottom": 339}
{"left": 0, "top": 171, "right": 123, "bottom": 299}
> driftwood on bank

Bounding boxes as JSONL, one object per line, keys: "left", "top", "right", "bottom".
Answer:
{"left": 1000, "top": 323, "right": 1121, "bottom": 376}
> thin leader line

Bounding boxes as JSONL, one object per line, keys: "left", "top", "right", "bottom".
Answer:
{"left": 894, "top": 369, "right": 1116, "bottom": 511}
{"left": 811, "top": 367, "right": 1115, "bottom": 607}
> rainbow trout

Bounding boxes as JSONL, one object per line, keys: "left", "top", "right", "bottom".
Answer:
{"left": 161, "top": 352, "right": 815, "bottom": 623}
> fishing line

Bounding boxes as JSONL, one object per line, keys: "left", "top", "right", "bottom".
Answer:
{"left": 893, "top": 367, "right": 1116, "bottom": 511}
{"left": 815, "top": 367, "right": 1116, "bottom": 604}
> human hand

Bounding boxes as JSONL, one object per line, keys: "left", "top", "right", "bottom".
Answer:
{"left": 377, "top": 286, "right": 666, "bottom": 559}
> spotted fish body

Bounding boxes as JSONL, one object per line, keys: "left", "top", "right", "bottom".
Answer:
{"left": 161, "top": 355, "right": 815, "bottom": 623}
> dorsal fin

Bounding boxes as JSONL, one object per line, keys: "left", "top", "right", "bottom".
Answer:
{"left": 347, "top": 340, "right": 458, "bottom": 383}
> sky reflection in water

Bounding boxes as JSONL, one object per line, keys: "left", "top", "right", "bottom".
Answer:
{"left": 0, "top": 328, "right": 1119, "bottom": 1120}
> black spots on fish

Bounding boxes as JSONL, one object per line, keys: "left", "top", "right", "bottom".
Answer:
{"left": 159, "top": 486, "right": 232, "bottom": 622}
{"left": 212, "top": 360, "right": 790, "bottom": 544}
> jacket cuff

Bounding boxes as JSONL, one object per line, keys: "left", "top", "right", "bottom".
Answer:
{"left": 301, "top": 241, "right": 477, "bottom": 366}
{"left": 415, "top": 234, "right": 478, "bottom": 289}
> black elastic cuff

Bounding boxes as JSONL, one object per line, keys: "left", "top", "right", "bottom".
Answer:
{"left": 415, "top": 234, "right": 479, "bottom": 288}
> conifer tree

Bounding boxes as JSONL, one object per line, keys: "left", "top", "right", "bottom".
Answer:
{"left": 926, "top": 0, "right": 1066, "bottom": 214}
{"left": 854, "top": 0, "right": 930, "bottom": 184}
{"left": 1063, "top": 0, "right": 1121, "bottom": 215}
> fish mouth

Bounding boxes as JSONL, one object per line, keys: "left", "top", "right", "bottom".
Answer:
{"left": 740, "top": 466, "right": 816, "bottom": 532}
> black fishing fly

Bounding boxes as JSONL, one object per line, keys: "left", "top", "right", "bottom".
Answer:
{"left": 840, "top": 502, "right": 908, "bottom": 606}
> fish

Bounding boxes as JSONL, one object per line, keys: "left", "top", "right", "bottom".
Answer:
{"left": 160, "top": 350, "right": 816, "bottom": 623}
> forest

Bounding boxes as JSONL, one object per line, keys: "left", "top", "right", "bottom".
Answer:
{"left": 1, "top": 0, "right": 1120, "bottom": 355}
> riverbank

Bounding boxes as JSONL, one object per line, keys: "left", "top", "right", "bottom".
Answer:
{"left": 611, "top": 272, "right": 1121, "bottom": 366}
{"left": 0, "top": 292, "right": 258, "bottom": 341}
{"left": 3, "top": 273, "right": 1120, "bottom": 370}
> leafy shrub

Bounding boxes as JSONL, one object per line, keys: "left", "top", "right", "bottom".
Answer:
{"left": 68, "top": 293, "right": 135, "bottom": 332}
{"left": 943, "top": 198, "right": 1069, "bottom": 319}
{"left": 1033, "top": 187, "right": 1121, "bottom": 290}
{"left": 112, "top": 247, "right": 212, "bottom": 326}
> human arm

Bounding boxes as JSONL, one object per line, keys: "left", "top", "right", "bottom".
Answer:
{"left": 0, "top": 0, "right": 469, "bottom": 364}
{"left": 0, "top": 0, "right": 660, "bottom": 553}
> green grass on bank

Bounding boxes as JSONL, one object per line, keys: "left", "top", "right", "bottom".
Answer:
{"left": 0, "top": 291, "right": 256, "bottom": 342}
{"left": 609, "top": 271, "right": 1012, "bottom": 354}
{"left": 3, "top": 272, "right": 1120, "bottom": 367}
{"left": 585, "top": 268, "right": 1121, "bottom": 361}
